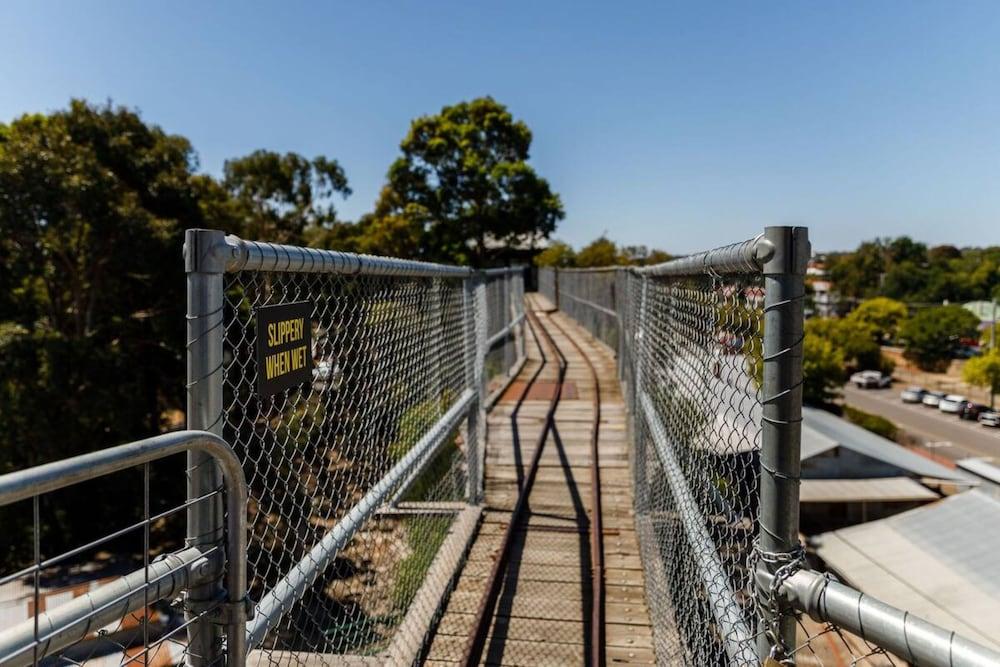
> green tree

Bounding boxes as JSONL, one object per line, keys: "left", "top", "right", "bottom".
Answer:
{"left": 535, "top": 240, "right": 576, "bottom": 268}
{"left": 803, "top": 334, "right": 846, "bottom": 406}
{"left": 223, "top": 149, "right": 351, "bottom": 245}
{"left": 805, "top": 318, "right": 884, "bottom": 372}
{"left": 899, "top": 305, "right": 981, "bottom": 371}
{"left": 372, "top": 97, "right": 563, "bottom": 265}
{"left": 847, "top": 297, "right": 908, "bottom": 343}
{"left": 0, "top": 100, "right": 220, "bottom": 565}
{"left": 963, "top": 349, "right": 1000, "bottom": 409}
{"left": 576, "top": 236, "right": 621, "bottom": 267}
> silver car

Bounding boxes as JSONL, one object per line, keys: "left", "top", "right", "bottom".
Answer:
{"left": 980, "top": 411, "right": 1000, "bottom": 428}
{"left": 900, "top": 386, "right": 926, "bottom": 403}
{"left": 921, "top": 391, "right": 946, "bottom": 407}
{"left": 938, "top": 394, "right": 967, "bottom": 414}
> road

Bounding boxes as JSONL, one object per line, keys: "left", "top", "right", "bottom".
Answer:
{"left": 843, "top": 384, "right": 1000, "bottom": 463}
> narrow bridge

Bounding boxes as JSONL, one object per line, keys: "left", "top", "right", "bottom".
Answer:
{"left": 1, "top": 227, "right": 998, "bottom": 667}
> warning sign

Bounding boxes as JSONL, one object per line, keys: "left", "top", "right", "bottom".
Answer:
{"left": 255, "top": 301, "right": 313, "bottom": 397}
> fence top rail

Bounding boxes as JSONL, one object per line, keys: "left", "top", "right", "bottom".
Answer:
{"left": 219, "top": 233, "right": 474, "bottom": 278}
{"left": 483, "top": 265, "right": 527, "bottom": 277}
{"left": 540, "top": 231, "right": 782, "bottom": 278}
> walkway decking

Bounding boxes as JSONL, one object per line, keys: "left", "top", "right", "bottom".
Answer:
{"left": 425, "top": 296, "right": 655, "bottom": 665}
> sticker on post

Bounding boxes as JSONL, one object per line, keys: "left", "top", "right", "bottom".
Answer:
{"left": 255, "top": 301, "right": 313, "bottom": 397}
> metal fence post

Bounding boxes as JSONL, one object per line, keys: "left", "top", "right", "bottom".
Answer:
{"left": 464, "top": 273, "right": 487, "bottom": 504}
{"left": 756, "top": 226, "right": 810, "bottom": 663}
{"left": 184, "top": 229, "right": 228, "bottom": 666}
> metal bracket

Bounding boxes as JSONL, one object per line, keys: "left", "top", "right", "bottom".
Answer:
{"left": 184, "top": 228, "right": 232, "bottom": 274}
{"left": 761, "top": 226, "right": 810, "bottom": 276}
{"left": 184, "top": 591, "right": 255, "bottom": 624}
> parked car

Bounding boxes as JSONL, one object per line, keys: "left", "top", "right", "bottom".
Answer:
{"left": 850, "top": 370, "right": 892, "bottom": 389}
{"left": 921, "top": 391, "right": 946, "bottom": 407}
{"left": 960, "top": 402, "right": 990, "bottom": 421}
{"left": 900, "top": 386, "right": 927, "bottom": 403}
{"left": 938, "top": 395, "right": 968, "bottom": 414}
{"left": 979, "top": 411, "right": 1000, "bottom": 428}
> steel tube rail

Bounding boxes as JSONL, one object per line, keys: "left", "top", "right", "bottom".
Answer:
{"left": 558, "top": 289, "right": 620, "bottom": 320}
{"left": 483, "top": 265, "right": 527, "bottom": 277}
{"left": 485, "top": 311, "right": 526, "bottom": 349}
{"left": 247, "top": 388, "right": 476, "bottom": 649}
{"left": 756, "top": 226, "right": 810, "bottom": 662}
{"left": 638, "top": 391, "right": 757, "bottom": 665}
{"left": 633, "top": 235, "right": 775, "bottom": 277}
{"left": 222, "top": 234, "right": 473, "bottom": 277}
{"left": 0, "top": 430, "right": 248, "bottom": 667}
{"left": 781, "top": 569, "right": 1000, "bottom": 667}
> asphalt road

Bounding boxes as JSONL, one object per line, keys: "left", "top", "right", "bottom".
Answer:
{"left": 843, "top": 384, "right": 1000, "bottom": 463}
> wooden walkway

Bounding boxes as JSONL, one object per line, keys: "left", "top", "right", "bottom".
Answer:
{"left": 424, "top": 295, "right": 655, "bottom": 666}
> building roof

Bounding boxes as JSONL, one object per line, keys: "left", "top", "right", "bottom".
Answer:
{"left": 956, "top": 457, "right": 1000, "bottom": 485}
{"left": 814, "top": 490, "right": 1000, "bottom": 649}
{"left": 963, "top": 300, "right": 997, "bottom": 323}
{"left": 799, "top": 477, "right": 939, "bottom": 503}
{"left": 802, "top": 406, "right": 967, "bottom": 481}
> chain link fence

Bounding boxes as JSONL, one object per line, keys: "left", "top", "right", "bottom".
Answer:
{"left": 483, "top": 268, "right": 526, "bottom": 405}
{"left": 544, "top": 228, "right": 1000, "bottom": 667}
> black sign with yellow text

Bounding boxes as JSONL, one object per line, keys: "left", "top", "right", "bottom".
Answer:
{"left": 255, "top": 301, "right": 313, "bottom": 397}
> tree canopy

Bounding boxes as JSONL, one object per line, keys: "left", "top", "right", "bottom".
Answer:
{"left": 846, "top": 297, "right": 908, "bottom": 342}
{"left": 899, "top": 304, "right": 981, "bottom": 370}
{"left": 963, "top": 348, "right": 1000, "bottom": 408}
{"left": 367, "top": 97, "right": 564, "bottom": 265}
{"left": 827, "top": 236, "right": 1000, "bottom": 304}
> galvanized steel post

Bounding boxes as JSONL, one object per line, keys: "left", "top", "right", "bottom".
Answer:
{"left": 184, "top": 229, "right": 228, "bottom": 666}
{"left": 756, "top": 226, "right": 810, "bottom": 663}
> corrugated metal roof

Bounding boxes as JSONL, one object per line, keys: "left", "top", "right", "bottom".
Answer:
{"left": 802, "top": 406, "right": 967, "bottom": 481}
{"left": 814, "top": 490, "right": 1000, "bottom": 649}
{"left": 956, "top": 457, "right": 1000, "bottom": 485}
{"left": 800, "top": 477, "right": 938, "bottom": 503}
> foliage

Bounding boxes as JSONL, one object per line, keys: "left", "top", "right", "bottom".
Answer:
{"left": 369, "top": 97, "right": 564, "bottom": 265}
{"left": 847, "top": 297, "right": 908, "bottom": 342}
{"left": 802, "top": 334, "right": 845, "bottom": 406}
{"left": 534, "top": 240, "right": 576, "bottom": 267}
{"left": 223, "top": 150, "right": 351, "bottom": 244}
{"left": 805, "top": 318, "right": 884, "bottom": 372}
{"left": 899, "top": 305, "right": 981, "bottom": 370}
{"left": 843, "top": 405, "right": 898, "bottom": 441}
{"left": 575, "top": 236, "right": 621, "bottom": 267}
{"left": 827, "top": 236, "right": 1000, "bottom": 304}
{"left": 963, "top": 348, "right": 1000, "bottom": 408}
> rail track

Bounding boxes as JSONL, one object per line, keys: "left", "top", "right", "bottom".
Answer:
{"left": 460, "top": 301, "right": 606, "bottom": 667}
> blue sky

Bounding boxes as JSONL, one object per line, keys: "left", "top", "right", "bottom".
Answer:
{"left": 3, "top": 2, "right": 999, "bottom": 253}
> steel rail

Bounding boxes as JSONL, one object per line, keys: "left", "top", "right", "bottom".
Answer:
{"left": 546, "top": 315, "right": 606, "bottom": 667}
{"left": 460, "top": 306, "right": 565, "bottom": 667}
{"left": 0, "top": 430, "right": 248, "bottom": 667}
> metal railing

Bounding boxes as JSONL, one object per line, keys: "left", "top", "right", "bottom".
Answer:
{"left": 0, "top": 430, "right": 247, "bottom": 667}
{"left": 184, "top": 229, "right": 526, "bottom": 664}
{"left": 541, "top": 227, "right": 1000, "bottom": 667}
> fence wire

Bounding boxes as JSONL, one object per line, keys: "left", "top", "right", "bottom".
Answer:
{"left": 223, "top": 268, "right": 473, "bottom": 662}
{"left": 483, "top": 269, "right": 525, "bottom": 402}
{"left": 547, "top": 252, "right": 951, "bottom": 667}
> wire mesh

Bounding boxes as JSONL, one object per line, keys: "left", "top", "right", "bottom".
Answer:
{"left": 483, "top": 269, "right": 526, "bottom": 401}
{"left": 556, "top": 268, "right": 623, "bottom": 356}
{"left": 221, "top": 266, "right": 481, "bottom": 663}
{"left": 537, "top": 266, "right": 556, "bottom": 307}
{"left": 0, "top": 456, "right": 222, "bottom": 667}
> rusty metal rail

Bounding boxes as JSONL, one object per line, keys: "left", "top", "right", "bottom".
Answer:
{"left": 460, "top": 304, "right": 607, "bottom": 666}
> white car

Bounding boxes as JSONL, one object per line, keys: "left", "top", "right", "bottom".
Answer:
{"left": 900, "top": 386, "right": 926, "bottom": 403}
{"left": 850, "top": 370, "right": 892, "bottom": 389}
{"left": 980, "top": 411, "right": 1000, "bottom": 428}
{"left": 921, "top": 391, "right": 946, "bottom": 407}
{"left": 938, "top": 395, "right": 967, "bottom": 414}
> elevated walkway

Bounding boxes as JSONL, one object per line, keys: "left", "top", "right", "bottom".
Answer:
{"left": 425, "top": 296, "right": 655, "bottom": 665}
